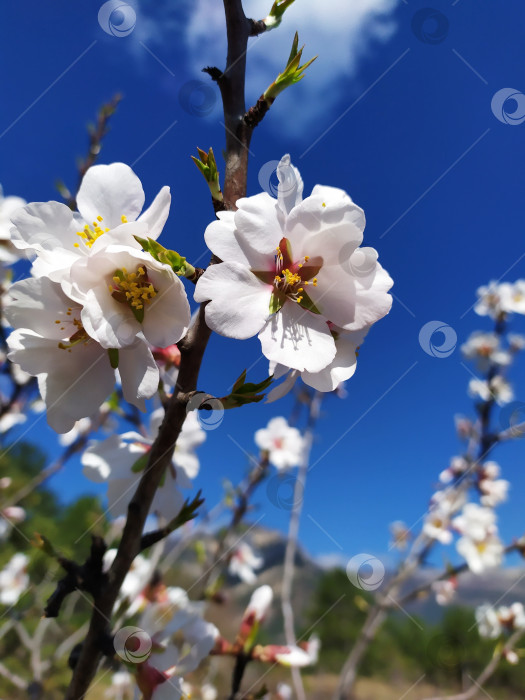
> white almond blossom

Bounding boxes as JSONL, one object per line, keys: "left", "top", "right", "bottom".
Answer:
{"left": 228, "top": 542, "right": 263, "bottom": 584}
{"left": 423, "top": 489, "right": 465, "bottom": 544}
{"left": 137, "top": 586, "right": 218, "bottom": 700}
{"left": 195, "top": 155, "right": 392, "bottom": 373}
{"left": 432, "top": 579, "right": 457, "bottom": 606}
{"left": 453, "top": 504, "right": 504, "bottom": 574}
{"left": 476, "top": 602, "right": 525, "bottom": 639}
{"left": 0, "top": 552, "right": 29, "bottom": 605}
{"left": 254, "top": 416, "right": 304, "bottom": 470}
{"left": 474, "top": 282, "right": 507, "bottom": 319}
{"left": 508, "top": 333, "right": 525, "bottom": 351}
{"left": 456, "top": 533, "right": 504, "bottom": 574}
{"left": 500, "top": 280, "right": 525, "bottom": 315}
{"left": 439, "top": 456, "right": 469, "bottom": 484}
{"left": 468, "top": 375, "right": 514, "bottom": 406}
{"left": 453, "top": 503, "right": 497, "bottom": 541}
{"left": 5, "top": 277, "right": 159, "bottom": 433}
{"left": 0, "top": 185, "right": 26, "bottom": 263}
{"left": 460, "top": 332, "right": 510, "bottom": 371}
{"left": 82, "top": 408, "right": 205, "bottom": 520}
{"left": 476, "top": 604, "right": 502, "bottom": 638}
{"left": 479, "top": 476, "right": 509, "bottom": 507}
{"left": 103, "top": 549, "right": 152, "bottom": 615}
{"left": 68, "top": 245, "right": 190, "bottom": 349}
{"left": 9, "top": 163, "right": 170, "bottom": 283}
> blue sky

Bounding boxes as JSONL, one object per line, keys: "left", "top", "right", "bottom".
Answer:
{"left": 1, "top": 0, "right": 525, "bottom": 570}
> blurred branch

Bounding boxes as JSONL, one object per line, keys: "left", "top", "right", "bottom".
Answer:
{"left": 281, "top": 390, "right": 322, "bottom": 700}
{"left": 59, "top": 94, "right": 122, "bottom": 210}
{"left": 424, "top": 628, "right": 525, "bottom": 700}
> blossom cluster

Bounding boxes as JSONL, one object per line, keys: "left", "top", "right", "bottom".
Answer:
{"left": 3, "top": 164, "right": 191, "bottom": 432}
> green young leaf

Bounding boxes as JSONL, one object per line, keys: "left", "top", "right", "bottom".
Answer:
{"left": 220, "top": 372, "right": 274, "bottom": 409}
{"left": 264, "top": 0, "right": 296, "bottom": 30}
{"left": 263, "top": 33, "right": 317, "bottom": 103}
{"left": 131, "top": 453, "right": 149, "bottom": 473}
{"left": 134, "top": 236, "right": 191, "bottom": 276}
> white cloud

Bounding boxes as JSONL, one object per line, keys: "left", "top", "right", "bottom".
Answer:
{"left": 129, "top": 0, "right": 400, "bottom": 136}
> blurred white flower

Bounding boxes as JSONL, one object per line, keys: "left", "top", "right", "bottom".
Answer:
{"left": 468, "top": 376, "right": 514, "bottom": 406}
{"left": 461, "top": 332, "right": 510, "bottom": 371}
{"left": 476, "top": 604, "right": 501, "bottom": 638}
{"left": 103, "top": 549, "right": 152, "bottom": 614}
{"left": 456, "top": 534, "right": 503, "bottom": 574}
{"left": 229, "top": 542, "right": 263, "bottom": 584}
{"left": 432, "top": 579, "right": 457, "bottom": 606}
{"left": 439, "top": 456, "right": 469, "bottom": 484}
{"left": 105, "top": 670, "right": 134, "bottom": 700}
{"left": 82, "top": 409, "right": 205, "bottom": 520}
{"left": 0, "top": 552, "right": 29, "bottom": 605}
{"left": 58, "top": 417, "right": 92, "bottom": 446}
{"left": 0, "top": 185, "right": 26, "bottom": 263}
{"left": 254, "top": 416, "right": 304, "bottom": 470}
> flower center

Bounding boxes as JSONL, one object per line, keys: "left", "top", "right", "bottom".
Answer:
{"left": 273, "top": 240, "right": 318, "bottom": 305}
{"left": 57, "top": 317, "right": 90, "bottom": 352}
{"left": 74, "top": 214, "right": 128, "bottom": 249}
{"left": 110, "top": 266, "right": 158, "bottom": 312}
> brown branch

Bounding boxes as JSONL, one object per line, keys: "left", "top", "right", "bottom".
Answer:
{"left": 64, "top": 1, "right": 268, "bottom": 694}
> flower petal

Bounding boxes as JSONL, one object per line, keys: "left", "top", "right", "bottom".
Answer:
{"left": 77, "top": 163, "right": 145, "bottom": 229}
{"left": 258, "top": 301, "right": 336, "bottom": 372}
{"left": 137, "top": 186, "right": 171, "bottom": 240}
{"left": 234, "top": 192, "right": 283, "bottom": 254}
{"left": 119, "top": 340, "right": 159, "bottom": 410}
{"left": 195, "top": 262, "right": 271, "bottom": 339}
{"left": 204, "top": 211, "right": 273, "bottom": 269}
